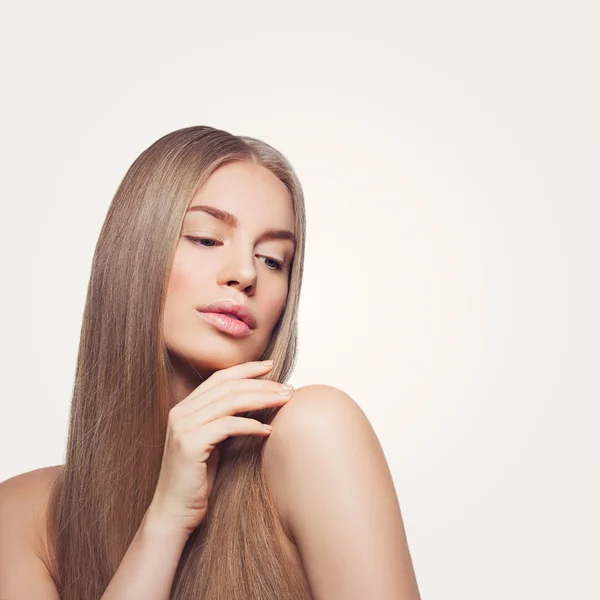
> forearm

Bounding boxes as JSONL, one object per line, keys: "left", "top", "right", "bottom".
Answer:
{"left": 100, "top": 508, "right": 189, "bottom": 600}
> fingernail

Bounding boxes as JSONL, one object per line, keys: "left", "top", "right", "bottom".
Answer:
{"left": 261, "top": 360, "right": 274, "bottom": 366}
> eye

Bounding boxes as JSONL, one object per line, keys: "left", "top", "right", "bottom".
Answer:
{"left": 261, "top": 256, "right": 284, "bottom": 271}
{"left": 187, "top": 236, "right": 221, "bottom": 248}
{"left": 187, "top": 237, "right": 284, "bottom": 271}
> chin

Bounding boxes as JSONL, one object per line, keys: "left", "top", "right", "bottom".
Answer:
{"left": 168, "top": 339, "right": 261, "bottom": 373}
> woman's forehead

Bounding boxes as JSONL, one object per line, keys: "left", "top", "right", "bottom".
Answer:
{"left": 185, "top": 163, "right": 295, "bottom": 229}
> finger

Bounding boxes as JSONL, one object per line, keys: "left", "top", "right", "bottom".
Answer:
{"left": 177, "top": 386, "right": 293, "bottom": 435}
{"left": 183, "top": 416, "right": 273, "bottom": 463}
{"left": 195, "top": 360, "right": 274, "bottom": 395}
{"left": 173, "top": 376, "right": 285, "bottom": 418}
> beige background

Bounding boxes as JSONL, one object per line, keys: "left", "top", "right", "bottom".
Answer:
{"left": 1, "top": 1, "right": 598, "bottom": 598}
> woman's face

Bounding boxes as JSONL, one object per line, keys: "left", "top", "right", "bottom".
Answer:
{"left": 163, "top": 160, "right": 296, "bottom": 387}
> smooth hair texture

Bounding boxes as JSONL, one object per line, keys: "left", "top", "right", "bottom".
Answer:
{"left": 44, "top": 126, "right": 313, "bottom": 599}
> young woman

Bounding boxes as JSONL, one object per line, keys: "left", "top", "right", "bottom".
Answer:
{"left": 0, "top": 126, "right": 421, "bottom": 599}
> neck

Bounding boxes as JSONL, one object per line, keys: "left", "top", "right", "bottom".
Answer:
{"left": 167, "top": 354, "right": 213, "bottom": 406}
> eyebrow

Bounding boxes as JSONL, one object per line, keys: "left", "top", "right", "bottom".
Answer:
{"left": 186, "top": 204, "right": 297, "bottom": 248}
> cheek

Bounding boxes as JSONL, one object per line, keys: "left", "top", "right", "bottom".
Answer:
{"left": 166, "top": 248, "right": 208, "bottom": 298}
{"left": 166, "top": 261, "right": 190, "bottom": 296}
{"left": 262, "top": 283, "right": 289, "bottom": 329}
{"left": 164, "top": 251, "right": 205, "bottom": 323}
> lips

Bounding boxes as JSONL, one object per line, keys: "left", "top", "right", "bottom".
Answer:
{"left": 196, "top": 301, "right": 257, "bottom": 330}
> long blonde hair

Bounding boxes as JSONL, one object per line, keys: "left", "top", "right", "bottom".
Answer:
{"left": 45, "top": 126, "right": 313, "bottom": 599}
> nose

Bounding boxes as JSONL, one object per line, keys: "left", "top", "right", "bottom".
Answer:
{"left": 217, "top": 243, "right": 257, "bottom": 294}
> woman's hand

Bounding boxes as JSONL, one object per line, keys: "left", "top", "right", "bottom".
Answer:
{"left": 146, "top": 360, "right": 293, "bottom": 538}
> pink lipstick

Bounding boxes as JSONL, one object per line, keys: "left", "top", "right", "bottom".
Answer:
{"left": 197, "top": 311, "right": 253, "bottom": 337}
{"left": 196, "top": 301, "right": 256, "bottom": 338}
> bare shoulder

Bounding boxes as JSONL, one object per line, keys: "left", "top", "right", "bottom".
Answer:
{"left": 262, "top": 384, "right": 371, "bottom": 529}
{"left": 0, "top": 465, "right": 62, "bottom": 564}
{"left": 0, "top": 464, "right": 62, "bottom": 495}
{"left": 263, "top": 383, "right": 369, "bottom": 447}
{"left": 262, "top": 386, "right": 420, "bottom": 598}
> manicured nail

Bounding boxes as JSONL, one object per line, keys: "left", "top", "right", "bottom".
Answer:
{"left": 261, "top": 360, "right": 274, "bottom": 366}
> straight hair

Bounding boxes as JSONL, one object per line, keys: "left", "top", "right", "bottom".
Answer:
{"left": 45, "top": 126, "right": 313, "bottom": 599}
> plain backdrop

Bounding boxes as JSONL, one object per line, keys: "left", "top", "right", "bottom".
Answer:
{"left": 1, "top": 1, "right": 598, "bottom": 598}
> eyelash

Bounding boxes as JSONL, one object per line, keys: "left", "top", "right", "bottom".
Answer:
{"left": 186, "top": 237, "right": 284, "bottom": 271}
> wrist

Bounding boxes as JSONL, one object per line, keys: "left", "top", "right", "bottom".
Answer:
{"left": 142, "top": 505, "right": 191, "bottom": 547}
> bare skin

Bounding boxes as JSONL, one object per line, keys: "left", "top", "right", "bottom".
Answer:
{"left": 1, "top": 159, "right": 420, "bottom": 597}
{"left": 1, "top": 159, "right": 302, "bottom": 587}
{"left": 1, "top": 428, "right": 301, "bottom": 594}
{"left": 164, "top": 159, "right": 296, "bottom": 402}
